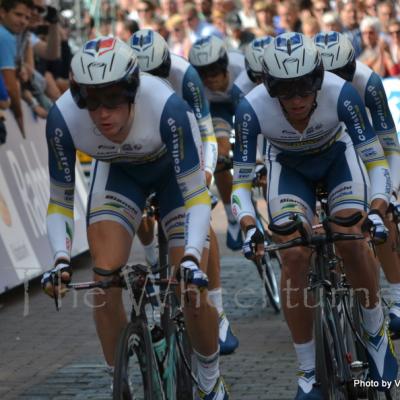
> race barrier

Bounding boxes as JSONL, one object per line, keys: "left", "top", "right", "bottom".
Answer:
{"left": 0, "top": 103, "right": 89, "bottom": 294}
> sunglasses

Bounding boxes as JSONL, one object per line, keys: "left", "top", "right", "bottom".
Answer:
{"left": 267, "top": 75, "right": 322, "bottom": 99}
{"left": 196, "top": 64, "right": 226, "bottom": 79}
{"left": 85, "top": 94, "right": 129, "bottom": 111}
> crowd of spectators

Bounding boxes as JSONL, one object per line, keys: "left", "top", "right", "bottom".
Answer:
{"left": 1, "top": 0, "right": 400, "bottom": 144}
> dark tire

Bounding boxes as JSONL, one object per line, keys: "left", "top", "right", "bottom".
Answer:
{"left": 176, "top": 326, "right": 194, "bottom": 400}
{"left": 113, "top": 320, "right": 159, "bottom": 400}
{"left": 255, "top": 254, "right": 281, "bottom": 313}
{"left": 315, "top": 288, "right": 349, "bottom": 399}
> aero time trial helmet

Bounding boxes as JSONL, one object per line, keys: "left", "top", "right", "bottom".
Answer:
{"left": 262, "top": 32, "right": 324, "bottom": 99}
{"left": 70, "top": 37, "right": 139, "bottom": 109}
{"left": 244, "top": 36, "right": 273, "bottom": 83}
{"left": 130, "top": 29, "right": 171, "bottom": 78}
{"left": 314, "top": 31, "right": 356, "bottom": 82}
{"left": 188, "top": 35, "right": 228, "bottom": 79}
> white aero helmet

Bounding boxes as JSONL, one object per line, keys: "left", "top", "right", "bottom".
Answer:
{"left": 188, "top": 35, "right": 228, "bottom": 78}
{"left": 244, "top": 36, "right": 273, "bottom": 83}
{"left": 70, "top": 37, "right": 139, "bottom": 108}
{"left": 314, "top": 31, "right": 356, "bottom": 81}
{"left": 262, "top": 32, "right": 324, "bottom": 98}
{"left": 130, "top": 29, "right": 171, "bottom": 78}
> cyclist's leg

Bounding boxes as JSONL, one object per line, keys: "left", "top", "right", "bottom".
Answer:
{"left": 267, "top": 154, "right": 318, "bottom": 397}
{"left": 208, "top": 227, "right": 239, "bottom": 355}
{"left": 375, "top": 217, "right": 400, "bottom": 334}
{"left": 86, "top": 161, "right": 147, "bottom": 367}
{"left": 137, "top": 215, "right": 158, "bottom": 268}
{"left": 158, "top": 176, "right": 222, "bottom": 395}
{"left": 327, "top": 140, "right": 398, "bottom": 386}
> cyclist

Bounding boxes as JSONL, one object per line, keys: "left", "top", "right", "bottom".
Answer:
{"left": 232, "top": 32, "right": 398, "bottom": 398}
{"left": 231, "top": 36, "right": 273, "bottom": 107}
{"left": 41, "top": 38, "right": 228, "bottom": 399}
{"left": 189, "top": 35, "right": 245, "bottom": 251}
{"left": 314, "top": 31, "right": 400, "bottom": 337}
{"left": 129, "top": 28, "right": 239, "bottom": 355}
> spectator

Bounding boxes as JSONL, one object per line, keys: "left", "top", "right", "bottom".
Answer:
{"left": 224, "top": 11, "right": 255, "bottom": 50}
{"left": 299, "top": 0, "right": 313, "bottom": 19}
{"left": 253, "top": 0, "right": 278, "bottom": 37}
{"left": 195, "top": 0, "right": 213, "bottom": 23}
{"left": 388, "top": 19, "right": 400, "bottom": 64}
{"left": 377, "top": 0, "right": 396, "bottom": 43}
{"left": 115, "top": 18, "right": 139, "bottom": 42}
{"left": 338, "top": 0, "right": 363, "bottom": 58}
{"left": 276, "top": 0, "right": 302, "bottom": 33}
{"left": 0, "top": 73, "right": 10, "bottom": 145}
{"left": 302, "top": 15, "right": 320, "bottom": 37}
{"left": 363, "top": 0, "right": 378, "bottom": 17}
{"left": 312, "top": 0, "right": 331, "bottom": 20}
{"left": 159, "top": 0, "right": 178, "bottom": 20}
{"left": 0, "top": 0, "right": 33, "bottom": 137}
{"left": 166, "top": 14, "right": 191, "bottom": 57}
{"left": 182, "top": 3, "right": 223, "bottom": 43}
{"left": 152, "top": 15, "right": 170, "bottom": 40}
{"left": 321, "top": 11, "right": 343, "bottom": 31}
{"left": 136, "top": 0, "right": 157, "bottom": 29}
{"left": 238, "top": 0, "right": 258, "bottom": 29}
{"left": 359, "top": 15, "right": 395, "bottom": 76}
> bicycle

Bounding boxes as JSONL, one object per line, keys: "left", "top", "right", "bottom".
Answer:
{"left": 266, "top": 208, "right": 393, "bottom": 399}
{"left": 216, "top": 156, "right": 282, "bottom": 313}
{"left": 66, "top": 261, "right": 195, "bottom": 400}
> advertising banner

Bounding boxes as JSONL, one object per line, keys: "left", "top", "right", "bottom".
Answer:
{"left": 0, "top": 104, "right": 88, "bottom": 294}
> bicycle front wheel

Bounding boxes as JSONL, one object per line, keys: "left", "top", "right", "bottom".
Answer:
{"left": 256, "top": 254, "right": 281, "bottom": 313}
{"left": 113, "top": 320, "right": 160, "bottom": 400}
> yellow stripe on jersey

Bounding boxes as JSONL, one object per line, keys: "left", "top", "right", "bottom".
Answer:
{"left": 365, "top": 159, "right": 389, "bottom": 171}
{"left": 185, "top": 189, "right": 211, "bottom": 209}
{"left": 48, "top": 204, "right": 74, "bottom": 219}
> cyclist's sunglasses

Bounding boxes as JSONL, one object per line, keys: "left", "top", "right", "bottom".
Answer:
{"left": 196, "top": 64, "right": 227, "bottom": 79}
{"left": 268, "top": 75, "right": 322, "bottom": 100}
{"left": 84, "top": 93, "right": 129, "bottom": 111}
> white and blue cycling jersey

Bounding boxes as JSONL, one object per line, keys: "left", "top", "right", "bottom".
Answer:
{"left": 165, "top": 53, "right": 217, "bottom": 175}
{"left": 203, "top": 51, "right": 245, "bottom": 136}
{"left": 352, "top": 60, "right": 400, "bottom": 194}
{"left": 231, "top": 70, "right": 257, "bottom": 108}
{"left": 232, "top": 71, "right": 391, "bottom": 225}
{"left": 46, "top": 73, "right": 210, "bottom": 263}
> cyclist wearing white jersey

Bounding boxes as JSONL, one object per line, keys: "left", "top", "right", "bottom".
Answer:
{"left": 315, "top": 31, "right": 400, "bottom": 338}
{"left": 41, "top": 38, "right": 228, "bottom": 400}
{"left": 231, "top": 36, "right": 273, "bottom": 107}
{"left": 232, "top": 32, "right": 398, "bottom": 399}
{"left": 129, "top": 28, "right": 239, "bottom": 355}
{"left": 189, "top": 35, "right": 246, "bottom": 251}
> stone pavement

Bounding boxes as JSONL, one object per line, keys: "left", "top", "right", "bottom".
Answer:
{"left": 0, "top": 202, "right": 399, "bottom": 399}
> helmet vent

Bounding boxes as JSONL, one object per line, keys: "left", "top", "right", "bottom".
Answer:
{"left": 287, "top": 40, "right": 292, "bottom": 55}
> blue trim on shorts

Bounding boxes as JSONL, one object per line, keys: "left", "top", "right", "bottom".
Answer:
{"left": 86, "top": 160, "right": 99, "bottom": 227}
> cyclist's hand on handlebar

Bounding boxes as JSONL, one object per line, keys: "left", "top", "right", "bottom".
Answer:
{"left": 243, "top": 225, "right": 264, "bottom": 260}
{"left": 41, "top": 261, "right": 72, "bottom": 298}
{"left": 178, "top": 258, "right": 208, "bottom": 289}
{"left": 365, "top": 210, "right": 389, "bottom": 245}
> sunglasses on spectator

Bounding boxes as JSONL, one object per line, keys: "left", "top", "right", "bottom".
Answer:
{"left": 137, "top": 7, "right": 151, "bottom": 13}
{"left": 33, "top": 4, "right": 47, "bottom": 15}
